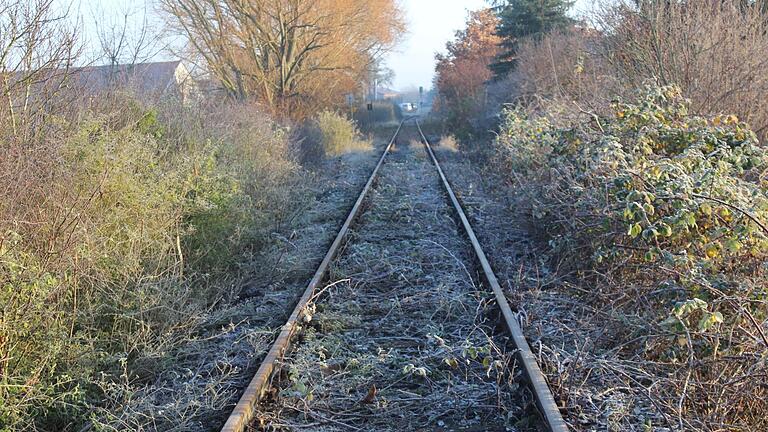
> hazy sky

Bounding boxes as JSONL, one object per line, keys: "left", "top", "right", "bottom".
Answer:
{"left": 63, "top": 0, "right": 164, "bottom": 63}
{"left": 386, "top": 0, "right": 592, "bottom": 91}
{"left": 384, "top": 0, "right": 487, "bottom": 91}
{"left": 64, "top": 0, "right": 592, "bottom": 90}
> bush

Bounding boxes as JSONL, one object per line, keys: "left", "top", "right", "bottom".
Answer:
{"left": 600, "top": 1, "right": 768, "bottom": 137}
{"left": 493, "top": 84, "right": 768, "bottom": 428}
{"left": 511, "top": 27, "right": 617, "bottom": 112}
{"left": 0, "top": 96, "right": 305, "bottom": 430}
{"left": 504, "top": 2, "right": 768, "bottom": 139}
{"left": 315, "top": 111, "right": 372, "bottom": 156}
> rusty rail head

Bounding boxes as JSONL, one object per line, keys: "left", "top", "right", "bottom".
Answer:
{"left": 220, "top": 120, "right": 406, "bottom": 432}
{"left": 415, "top": 120, "right": 569, "bottom": 432}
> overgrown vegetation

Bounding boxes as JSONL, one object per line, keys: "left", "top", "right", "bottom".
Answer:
{"left": 297, "top": 111, "right": 374, "bottom": 165}
{"left": 493, "top": 83, "right": 768, "bottom": 429}
{"left": 0, "top": 2, "right": 333, "bottom": 429}
{"left": 315, "top": 111, "right": 373, "bottom": 156}
{"left": 435, "top": 0, "right": 768, "bottom": 429}
{"left": 0, "top": 94, "right": 305, "bottom": 430}
{"left": 506, "top": 1, "right": 768, "bottom": 139}
{"left": 434, "top": 9, "right": 501, "bottom": 137}
{"left": 0, "top": 0, "right": 410, "bottom": 423}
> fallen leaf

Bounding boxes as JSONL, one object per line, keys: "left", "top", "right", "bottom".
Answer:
{"left": 360, "top": 383, "right": 377, "bottom": 404}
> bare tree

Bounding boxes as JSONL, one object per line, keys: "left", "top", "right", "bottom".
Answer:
{"left": 0, "top": 0, "right": 80, "bottom": 140}
{"left": 597, "top": 0, "right": 768, "bottom": 135}
{"left": 90, "top": 1, "right": 165, "bottom": 70}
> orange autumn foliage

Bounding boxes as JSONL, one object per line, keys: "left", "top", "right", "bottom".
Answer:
{"left": 163, "top": 0, "right": 404, "bottom": 120}
{"left": 435, "top": 9, "right": 501, "bottom": 129}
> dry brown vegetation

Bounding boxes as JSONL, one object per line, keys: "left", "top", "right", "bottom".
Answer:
{"left": 434, "top": 9, "right": 501, "bottom": 135}
{"left": 1, "top": 92, "right": 305, "bottom": 430}
{"left": 601, "top": 1, "right": 768, "bottom": 136}
{"left": 435, "top": 0, "right": 768, "bottom": 429}
{"left": 492, "top": 86, "right": 768, "bottom": 430}
{"left": 508, "top": 1, "right": 768, "bottom": 137}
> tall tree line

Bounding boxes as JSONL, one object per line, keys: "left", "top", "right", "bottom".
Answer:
{"left": 434, "top": 9, "right": 501, "bottom": 131}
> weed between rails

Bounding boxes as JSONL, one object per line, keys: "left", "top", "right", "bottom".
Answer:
{"left": 257, "top": 135, "right": 540, "bottom": 431}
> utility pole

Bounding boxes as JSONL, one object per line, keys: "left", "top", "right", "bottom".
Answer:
{"left": 346, "top": 93, "right": 355, "bottom": 119}
{"left": 419, "top": 86, "right": 424, "bottom": 114}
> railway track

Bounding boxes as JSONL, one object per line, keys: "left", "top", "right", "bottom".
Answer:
{"left": 221, "top": 120, "right": 567, "bottom": 432}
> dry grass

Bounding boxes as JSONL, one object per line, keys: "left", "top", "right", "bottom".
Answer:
{"left": 430, "top": 2, "right": 768, "bottom": 430}
{"left": 513, "top": 27, "right": 618, "bottom": 114}
{"left": 436, "top": 135, "right": 460, "bottom": 153}
{"left": 82, "top": 120, "right": 387, "bottom": 432}
{"left": 316, "top": 111, "right": 373, "bottom": 156}
{"left": 466, "top": 85, "right": 768, "bottom": 430}
{"left": 295, "top": 111, "right": 374, "bottom": 167}
{"left": 432, "top": 144, "right": 677, "bottom": 430}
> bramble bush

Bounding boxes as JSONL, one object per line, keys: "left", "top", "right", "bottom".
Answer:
{"left": 494, "top": 84, "right": 768, "bottom": 428}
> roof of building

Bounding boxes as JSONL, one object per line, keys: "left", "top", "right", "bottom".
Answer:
{"left": 66, "top": 60, "right": 187, "bottom": 95}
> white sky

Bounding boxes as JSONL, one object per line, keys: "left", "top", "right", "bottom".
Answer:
{"left": 60, "top": 0, "right": 166, "bottom": 64}
{"left": 62, "top": 0, "right": 593, "bottom": 89}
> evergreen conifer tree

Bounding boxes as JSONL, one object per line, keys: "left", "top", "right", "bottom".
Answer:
{"left": 491, "top": 0, "right": 574, "bottom": 78}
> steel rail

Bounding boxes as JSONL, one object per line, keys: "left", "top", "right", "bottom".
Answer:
{"left": 220, "top": 120, "right": 406, "bottom": 432}
{"left": 415, "top": 120, "right": 568, "bottom": 432}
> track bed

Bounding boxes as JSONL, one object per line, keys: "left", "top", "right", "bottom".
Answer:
{"left": 252, "top": 128, "right": 540, "bottom": 431}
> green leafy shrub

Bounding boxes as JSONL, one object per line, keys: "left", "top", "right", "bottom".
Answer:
{"left": 0, "top": 232, "right": 86, "bottom": 430}
{"left": 494, "top": 84, "right": 768, "bottom": 427}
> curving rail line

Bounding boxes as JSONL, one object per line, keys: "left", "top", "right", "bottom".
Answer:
{"left": 220, "top": 118, "right": 567, "bottom": 432}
